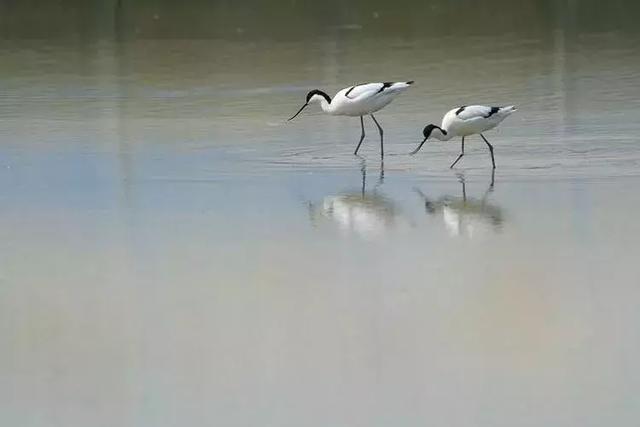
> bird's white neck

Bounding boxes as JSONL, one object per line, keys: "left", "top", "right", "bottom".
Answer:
{"left": 308, "top": 92, "right": 334, "bottom": 114}
{"left": 432, "top": 127, "right": 453, "bottom": 141}
{"left": 319, "top": 98, "right": 333, "bottom": 114}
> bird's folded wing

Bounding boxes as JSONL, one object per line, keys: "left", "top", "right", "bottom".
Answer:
{"left": 344, "top": 83, "right": 385, "bottom": 100}
{"left": 456, "top": 105, "right": 496, "bottom": 120}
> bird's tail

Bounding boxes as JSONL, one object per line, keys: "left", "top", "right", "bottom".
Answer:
{"left": 385, "top": 80, "right": 413, "bottom": 93}
{"left": 389, "top": 81, "right": 415, "bottom": 91}
{"left": 500, "top": 105, "right": 517, "bottom": 115}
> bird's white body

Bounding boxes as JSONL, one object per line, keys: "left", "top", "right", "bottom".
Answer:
{"left": 411, "top": 104, "right": 517, "bottom": 168}
{"left": 313, "top": 82, "right": 413, "bottom": 117}
{"left": 432, "top": 105, "right": 517, "bottom": 141}
{"left": 289, "top": 81, "right": 414, "bottom": 157}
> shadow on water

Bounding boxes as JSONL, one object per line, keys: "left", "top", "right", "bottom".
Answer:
{"left": 307, "top": 159, "right": 404, "bottom": 238}
{"left": 414, "top": 170, "right": 504, "bottom": 239}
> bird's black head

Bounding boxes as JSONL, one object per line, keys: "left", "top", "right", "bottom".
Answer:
{"left": 410, "top": 124, "right": 447, "bottom": 155}
{"left": 289, "top": 89, "right": 332, "bottom": 121}
{"left": 423, "top": 124, "right": 443, "bottom": 139}
{"left": 306, "top": 89, "right": 331, "bottom": 104}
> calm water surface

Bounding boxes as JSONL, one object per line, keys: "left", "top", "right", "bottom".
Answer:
{"left": 1, "top": 24, "right": 640, "bottom": 427}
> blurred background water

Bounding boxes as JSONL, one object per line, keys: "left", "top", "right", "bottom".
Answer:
{"left": 1, "top": 1, "right": 640, "bottom": 426}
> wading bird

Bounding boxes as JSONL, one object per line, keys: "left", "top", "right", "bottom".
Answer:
{"left": 410, "top": 105, "right": 517, "bottom": 168}
{"left": 288, "top": 81, "right": 414, "bottom": 157}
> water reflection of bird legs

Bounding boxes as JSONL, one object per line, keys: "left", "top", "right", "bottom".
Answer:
{"left": 308, "top": 158, "right": 386, "bottom": 228}
{"left": 360, "top": 158, "right": 385, "bottom": 197}
{"left": 413, "top": 170, "right": 503, "bottom": 237}
{"left": 455, "top": 170, "right": 495, "bottom": 203}
{"left": 482, "top": 168, "right": 496, "bottom": 205}
{"left": 307, "top": 158, "right": 399, "bottom": 237}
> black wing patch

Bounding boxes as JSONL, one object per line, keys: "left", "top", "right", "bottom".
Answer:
{"left": 345, "top": 85, "right": 358, "bottom": 99}
{"left": 455, "top": 106, "right": 466, "bottom": 116}
{"left": 376, "top": 82, "right": 393, "bottom": 94}
{"left": 485, "top": 107, "right": 500, "bottom": 118}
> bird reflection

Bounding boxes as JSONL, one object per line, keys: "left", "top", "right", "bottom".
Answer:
{"left": 414, "top": 171, "right": 504, "bottom": 238}
{"left": 309, "top": 160, "right": 399, "bottom": 238}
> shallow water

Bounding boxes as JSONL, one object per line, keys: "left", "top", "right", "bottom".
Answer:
{"left": 2, "top": 11, "right": 640, "bottom": 427}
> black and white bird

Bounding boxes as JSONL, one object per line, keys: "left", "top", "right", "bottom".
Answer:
{"left": 288, "top": 81, "right": 414, "bottom": 157}
{"left": 410, "top": 105, "right": 517, "bottom": 168}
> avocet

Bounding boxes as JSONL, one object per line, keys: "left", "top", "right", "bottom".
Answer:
{"left": 288, "top": 81, "right": 414, "bottom": 157}
{"left": 410, "top": 105, "right": 517, "bottom": 168}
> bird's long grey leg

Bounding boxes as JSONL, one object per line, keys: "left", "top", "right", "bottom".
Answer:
{"left": 449, "top": 137, "right": 465, "bottom": 168}
{"left": 488, "top": 168, "right": 495, "bottom": 191}
{"left": 354, "top": 116, "right": 366, "bottom": 155}
{"left": 370, "top": 114, "right": 384, "bottom": 158}
{"left": 480, "top": 134, "right": 496, "bottom": 169}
